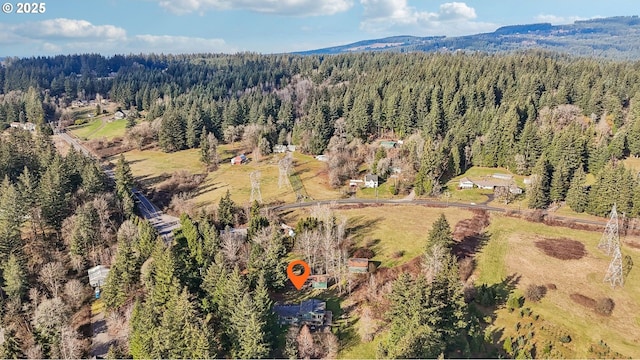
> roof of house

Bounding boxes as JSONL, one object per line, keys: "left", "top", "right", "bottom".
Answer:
{"left": 87, "top": 265, "right": 110, "bottom": 287}
{"left": 365, "top": 174, "right": 379, "bottom": 182}
{"left": 273, "top": 299, "right": 326, "bottom": 318}
{"left": 459, "top": 177, "right": 474, "bottom": 183}
{"left": 348, "top": 258, "right": 369, "bottom": 268}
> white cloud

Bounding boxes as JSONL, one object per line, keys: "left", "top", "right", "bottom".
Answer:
{"left": 22, "top": 19, "right": 127, "bottom": 39}
{"left": 360, "top": 1, "right": 496, "bottom": 36}
{"left": 0, "top": 18, "right": 234, "bottom": 56}
{"left": 534, "top": 14, "right": 588, "bottom": 25}
{"left": 151, "top": 0, "right": 353, "bottom": 16}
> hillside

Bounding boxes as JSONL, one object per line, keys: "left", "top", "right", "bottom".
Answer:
{"left": 296, "top": 16, "right": 640, "bottom": 59}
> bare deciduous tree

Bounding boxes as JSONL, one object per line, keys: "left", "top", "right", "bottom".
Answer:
{"left": 297, "top": 325, "right": 316, "bottom": 360}
{"left": 64, "top": 280, "right": 88, "bottom": 310}
{"left": 33, "top": 297, "right": 69, "bottom": 341}
{"left": 39, "top": 262, "right": 66, "bottom": 298}
{"left": 59, "top": 325, "right": 85, "bottom": 360}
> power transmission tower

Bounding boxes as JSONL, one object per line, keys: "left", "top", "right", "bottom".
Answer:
{"left": 250, "top": 171, "right": 262, "bottom": 204}
{"left": 598, "top": 204, "right": 619, "bottom": 256}
{"left": 604, "top": 245, "right": 624, "bottom": 287}
{"left": 278, "top": 153, "right": 292, "bottom": 189}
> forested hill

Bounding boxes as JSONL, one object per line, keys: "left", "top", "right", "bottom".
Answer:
{"left": 296, "top": 16, "right": 640, "bottom": 60}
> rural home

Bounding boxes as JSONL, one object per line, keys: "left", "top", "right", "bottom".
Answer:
{"left": 458, "top": 177, "right": 474, "bottom": 189}
{"left": 230, "top": 154, "right": 248, "bottom": 165}
{"left": 273, "top": 144, "right": 297, "bottom": 153}
{"left": 10, "top": 122, "right": 36, "bottom": 131}
{"left": 219, "top": 227, "right": 248, "bottom": 239}
{"left": 315, "top": 154, "right": 328, "bottom": 162}
{"left": 114, "top": 109, "right": 130, "bottom": 120}
{"left": 88, "top": 265, "right": 110, "bottom": 288}
{"left": 273, "top": 299, "right": 332, "bottom": 329}
{"left": 364, "top": 174, "right": 379, "bottom": 188}
{"left": 380, "top": 140, "right": 397, "bottom": 149}
{"left": 348, "top": 258, "right": 369, "bottom": 273}
{"left": 457, "top": 176, "right": 523, "bottom": 194}
{"left": 280, "top": 223, "right": 296, "bottom": 237}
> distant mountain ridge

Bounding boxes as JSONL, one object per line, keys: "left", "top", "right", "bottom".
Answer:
{"left": 295, "top": 16, "right": 640, "bottom": 59}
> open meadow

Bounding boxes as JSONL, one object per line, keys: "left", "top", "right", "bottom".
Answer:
{"left": 477, "top": 215, "right": 640, "bottom": 358}
{"left": 113, "top": 145, "right": 341, "bottom": 207}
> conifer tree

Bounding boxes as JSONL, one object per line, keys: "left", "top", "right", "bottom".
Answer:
{"left": 230, "top": 293, "right": 270, "bottom": 359}
{"left": 566, "top": 167, "right": 588, "bottom": 213}
{"left": 186, "top": 106, "right": 204, "bottom": 149}
{"left": 0, "top": 178, "right": 24, "bottom": 261}
{"left": 38, "top": 157, "right": 70, "bottom": 230}
{"left": 549, "top": 161, "right": 569, "bottom": 203}
{"left": 427, "top": 214, "right": 453, "bottom": 249}
{"left": 114, "top": 154, "right": 135, "bottom": 216}
{"left": 527, "top": 156, "right": 551, "bottom": 209}
{"left": 2, "top": 253, "right": 26, "bottom": 300}
{"left": 217, "top": 190, "right": 236, "bottom": 229}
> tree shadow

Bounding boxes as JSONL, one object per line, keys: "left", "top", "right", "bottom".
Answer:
{"left": 135, "top": 172, "right": 172, "bottom": 188}
{"left": 453, "top": 231, "right": 491, "bottom": 259}
{"left": 345, "top": 216, "right": 383, "bottom": 240}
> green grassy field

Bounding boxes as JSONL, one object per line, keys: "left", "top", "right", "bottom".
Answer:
{"left": 292, "top": 153, "right": 340, "bottom": 200}
{"left": 283, "top": 205, "right": 474, "bottom": 268}
{"left": 115, "top": 146, "right": 332, "bottom": 206}
{"left": 71, "top": 118, "right": 128, "bottom": 140}
{"left": 477, "top": 215, "right": 640, "bottom": 358}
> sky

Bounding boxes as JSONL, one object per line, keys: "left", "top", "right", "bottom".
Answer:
{"left": 0, "top": 0, "right": 637, "bottom": 57}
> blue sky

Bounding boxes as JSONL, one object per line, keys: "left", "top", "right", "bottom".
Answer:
{"left": 0, "top": 0, "right": 637, "bottom": 56}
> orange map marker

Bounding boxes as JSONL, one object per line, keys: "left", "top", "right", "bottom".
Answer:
{"left": 287, "top": 260, "right": 310, "bottom": 290}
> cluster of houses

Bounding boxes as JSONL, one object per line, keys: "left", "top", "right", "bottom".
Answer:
{"left": 458, "top": 173, "right": 523, "bottom": 195}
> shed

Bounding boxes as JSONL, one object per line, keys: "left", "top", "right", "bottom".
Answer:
{"left": 88, "top": 265, "right": 110, "bottom": 288}
{"left": 231, "top": 154, "right": 247, "bottom": 165}
{"left": 315, "top": 155, "right": 328, "bottom": 162}
{"left": 309, "top": 274, "right": 328, "bottom": 290}
{"left": 348, "top": 258, "right": 369, "bottom": 273}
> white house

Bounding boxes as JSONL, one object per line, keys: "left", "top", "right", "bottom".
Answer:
{"left": 10, "top": 122, "right": 36, "bottom": 131}
{"left": 88, "top": 265, "right": 110, "bottom": 288}
{"left": 459, "top": 177, "right": 475, "bottom": 189}
{"left": 315, "top": 155, "right": 328, "bottom": 162}
{"left": 364, "top": 174, "right": 379, "bottom": 188}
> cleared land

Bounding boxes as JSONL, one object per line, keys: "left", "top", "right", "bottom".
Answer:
{"left": 284, "top": 205, "right": 473, "bottom": 269}
{"left": 71, "top": 119, "right": 128, "bottom": 140}
{"left": 478, "top": 215, "right": 640, "bottom": 358}
{"left": 115, "top": 146, "right": 342, "bottom": 206}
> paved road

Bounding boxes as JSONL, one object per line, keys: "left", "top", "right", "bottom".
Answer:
{"left": 270, "top": 198, "right": 610, "bottom": 228}
{"left": 55, "top": 132, "right": 180, "bottom": 237}
{"left": 54, "top": 132, "right": 180, "bottom": 358}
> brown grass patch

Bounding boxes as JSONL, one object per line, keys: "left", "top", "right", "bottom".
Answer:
{"left": 570, "top": 293, "right": 597, "bottom": 309}
{"left": 546, "top": 283, "right": 557, "bottom": 290}
{"left": 534, "top": 237, "right": 587, "bottom": 260}
{"left": 452, "top": 210, "right": 490, "bottom": 258}
{"left": 627, "top": 241, "right": 640, "bottom": 250}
